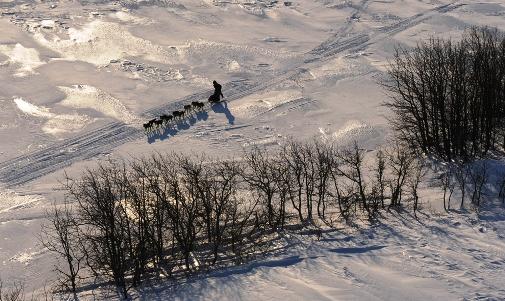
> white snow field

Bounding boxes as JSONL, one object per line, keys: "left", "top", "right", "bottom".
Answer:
{"left": 1, "top": 0, "right": 505, "bottom": 299}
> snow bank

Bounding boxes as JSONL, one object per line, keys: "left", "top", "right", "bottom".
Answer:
{"left": 14, "top": 97, "right": 92, "bottom": 136}
{"left": 58, "top": 85, "right": 138, "bottom": 124}
{"left": 232, "top": 89, "right": 303, "bottom": 118}
{"left": 0, "top": 43, "right": 45, "bottom": 76}
{"left": 308, "top": 56, "right": 356, "bottom": 79}
{"left": 319, "top": 120, "right": 380, "bottom": 146}
{"left": 0, "top": 190, "right": 43, "bottom": 214}
{"left": 9, "top": 246, "right": 48, "bottom": 266}
{"left": 109, "top": 10, "right": 153, "bottom": 25}
{"left": 13, "top": 98, "right": 53, "bottom": 118}
{"left": 33, "top": 20, "right": 178, "bottom": 66}
{"left": 186, "top": 39, "right": 296, "bottom": 61}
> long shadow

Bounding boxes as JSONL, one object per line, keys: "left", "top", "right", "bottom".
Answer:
{"left": 211, "top": 101, "right": 235, "bottom": 125}
{"left": 320, "top": 236, "right": 354, "bottom": 243}
{"left": 135, "top": 255, "right": 306, "bottom": 300}
{"left": 147, "top": 111, "right": 209, "bottom": 143}
{"left": 328, "top": 245, "right": 386, "bottom": 254}
{"left": 207, "top": 256, "right": 305, "bottom": 278}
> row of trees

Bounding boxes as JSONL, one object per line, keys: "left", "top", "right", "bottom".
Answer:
{"left": 384, "top": 27, "right": 505, "bottom": 161}
{"left": 43, "top": 140, "right": 426, "bottom": 299}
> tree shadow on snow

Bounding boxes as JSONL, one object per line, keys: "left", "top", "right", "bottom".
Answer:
{"left": 132, "top": 225, "right": 323, "bottom": 300}
{"left": 328, "top": 245, "right": 386, "bottom": 254}
{"left": 133, "top": 254, "right": 322, "bottom": 301}
{"left": 206, "top": 255, "right": 320, "bottom": 278}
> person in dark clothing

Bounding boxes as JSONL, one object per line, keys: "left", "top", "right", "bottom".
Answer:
{"left": 209, "top": 80, "right": 224, "bottom": 103}
{"left": 213, "top": 80, "right": 223, "bottom": 99}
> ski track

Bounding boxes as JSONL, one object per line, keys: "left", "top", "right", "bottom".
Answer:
{"left": 0, "top": 2, "right": 463, "bottom": 187}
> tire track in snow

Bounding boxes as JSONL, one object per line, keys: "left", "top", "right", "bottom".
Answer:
{"left": 309, "top": 0, "right": 372, "bottom": 57}
{"left": 0, "top": 2, "right": 462, "bottom": 187}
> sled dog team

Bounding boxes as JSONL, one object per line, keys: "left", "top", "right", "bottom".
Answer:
{"left": 143, "top": 81, "right": 224, "bottom": 133}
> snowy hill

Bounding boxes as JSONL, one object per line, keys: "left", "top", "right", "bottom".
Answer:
{"left": 1, "top": 0, "right": 505, "bottom": 299}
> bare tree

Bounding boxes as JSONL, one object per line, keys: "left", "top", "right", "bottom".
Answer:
{"left": 329, "top": 166, "right": 356, "bottom": 223}
{"left": 386, "top": 142, "right": 415, "bottom": 209}
{"left": 168, "top": 154, "right": 202, "bottom": 270}
{"left": 335, "top": 141, "right": 370, "bottom": 218}
{"left": 454, "top": 164, "right": 469, "bottom": 209}
{"left": 45, "top": 138, "right": 448, "bottom": 297}
{"left": 272, "top": 153, "right": 290, "bottom": 229}
{"left": 498, "top": 172, "right": 505, "bottom": 204}
{"left": 206, "top": 160, "right": 241, "bottom": 264}
{"left": 313, "top": 140, "right": 333, "bottom": 220}
{"left": 280, "top": 141, "right": 305, "bottom": 222}
{"left": 439, "top": 169, "right": 456, "bottom": 211}
{"left": 299, "top": 142, "right": 317, "bottom": 222}
{"left": 63, "top": 162, "right": 132, "bottom": 299}
{"left": 409, "top": 159, "right": 426, "bottom": 216}
{"left": 372, "top": 149, "right": 387, "bottom": 210}
{"left": 328, "top": 144, "right": 363, "bottom": 222}
{"left": 469, "top": 161, "right": 489, "bottom": 208}
{"left": 243, "top": 148, "right": 280, "bottom": 230}
{"left": 41, "top": 200, "right": 83, "bottom": 299}
{"left": 130, "top": 155, "right": 172, "bottom": 271}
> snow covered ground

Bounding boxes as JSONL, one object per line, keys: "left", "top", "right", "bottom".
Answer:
{"left": 153, "top": 208, "right": 505, "bottom": 301}
{"left": 1, "top": 0, "right": 505, "bottom": 299}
